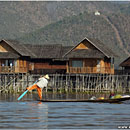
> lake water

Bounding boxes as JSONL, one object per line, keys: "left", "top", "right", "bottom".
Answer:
{"left": 0, "top": 93, "right": 130, "bottom": 129}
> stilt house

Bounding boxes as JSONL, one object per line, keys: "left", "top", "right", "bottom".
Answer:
{"left": 64, "top": 38, "right": 115, "bottom": 74}
{"left": 120, "top": 57, "right": 130, "bottom": 74}
{"left": 0, "top": 38, "right": 116, "bottom": 74}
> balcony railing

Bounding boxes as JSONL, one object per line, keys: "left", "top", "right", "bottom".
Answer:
{"left": 68, "top": 67, "right": 114, "bottom": 74}
{"left": 0, "top": 66, "right": 28, "bottom": 73}
{"left": 0, "top": 66, "right": 114, "bottom": 74}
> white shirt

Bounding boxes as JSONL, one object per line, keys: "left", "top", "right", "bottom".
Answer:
{"left": 36, "top": 77, "right": 48, "bottom": 89}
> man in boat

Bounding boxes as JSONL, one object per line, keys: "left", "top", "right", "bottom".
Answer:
{"left": 109, "top": 92, "right": 115, "bottom": 99}
{"left": 26, "top": 74, "right": 50, "bottom": 100}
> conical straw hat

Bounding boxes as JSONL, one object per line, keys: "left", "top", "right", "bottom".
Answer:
{"left": 44, "top": 74, "right": 50, "bottom": 79}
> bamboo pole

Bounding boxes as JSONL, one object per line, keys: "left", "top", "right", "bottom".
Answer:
{"left": 0, "top": 74, "right": 130, "bottom": 94}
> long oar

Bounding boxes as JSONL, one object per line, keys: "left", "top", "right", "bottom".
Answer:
{"left": 17, "top": 80, "right": 38, "bottom": 101}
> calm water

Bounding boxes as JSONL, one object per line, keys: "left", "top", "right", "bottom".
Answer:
{"left": 0, "top": 93, "right": 130, "bottom": 129}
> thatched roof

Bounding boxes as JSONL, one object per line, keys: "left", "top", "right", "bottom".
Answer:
{"left": 0, "top": 38, "right": 116, "bottom": 60}
{"left": 65, "top": 49, "right": 105, "bottom": 58}
{"left": 2, "top": 40, "right": 33, "bottom": 57}
{"left": 0, "top": 52, "right": 20, "bottom": 59}
{"left": 120, "top": 57, "right": 130, "bottom": 67}
{"left": 63, "top": 38, "right": 116, "bottom": 58}
{"left": 25, "top": 44, "right": 63, "bottom": 59}
{"left": 0, "top": 39, "right": 73, "bottom": 59}
{"left": 87, "top": 38, "right": 116, "bottom": 57}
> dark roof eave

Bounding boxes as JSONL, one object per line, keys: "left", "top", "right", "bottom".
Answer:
{"left": 30, "top": 57, "right": 69, "bottom": 61}
{"left": 0, "top": 58, "right": 19, "bottom": 59}
{"left": 30, "top": 58, "right": 47, "bottom": 60}
{"left": 119, "top": 57, "right": 130, "bottom": 67}
{"left": 53, "top": 58, "right": 69, "bottom": 61}
{"left": 65, "top": 55, "right": 113, "bottom": 59}
{"left": 0, "top": 52, "right": 20, "bottom": 59}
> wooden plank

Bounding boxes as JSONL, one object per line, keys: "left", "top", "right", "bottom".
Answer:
{"left": 34, "top": 63, "right": 66, "bottom": 69}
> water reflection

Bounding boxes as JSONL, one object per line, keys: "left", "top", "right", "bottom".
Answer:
{"left": 24, "top": 102, "right": 49, "bottom": 129}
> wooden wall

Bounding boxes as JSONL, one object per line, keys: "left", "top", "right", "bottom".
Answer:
{"left": 0, "top": 59, "right": 29, "bottom": 73}
{"left": 84, "top": 59, "right": 97, "bottom": 67}
{"left": 67, "top": 58, "right": 114, "bottom": 74}
{"left": 33, "top": 62, "right": 66, "bottom": 70}
{"left": 14, "top": 59, "right": 29, "bottom": 73}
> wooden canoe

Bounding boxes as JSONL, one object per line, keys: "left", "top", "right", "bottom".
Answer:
{"left": 39, "top": 97, "right": 130, "bottom": 103}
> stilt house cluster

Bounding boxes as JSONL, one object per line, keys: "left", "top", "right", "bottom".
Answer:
{"left": 0, "top": 38, "right": 116, "bottom": 74}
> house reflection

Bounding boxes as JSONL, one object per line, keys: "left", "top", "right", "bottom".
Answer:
{"left": 24, "top": 102, "right": 49, "bottom": 129}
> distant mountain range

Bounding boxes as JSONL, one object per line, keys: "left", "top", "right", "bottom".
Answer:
{"left": 0, "top": 1, "right": 130, "bottom": 67}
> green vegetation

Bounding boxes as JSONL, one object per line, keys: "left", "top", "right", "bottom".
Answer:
{"left": 17, "top": 11, "right": 129, "bottom": 67}
{"left": 0, "top": 2, "right": 130, "bottom": 67}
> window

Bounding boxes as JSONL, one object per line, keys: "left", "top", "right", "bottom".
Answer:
{"left": 1, "top": 60, "right": 14, "bottom": 66}
{"left": 72, "top": 60, "right": 83, "bottom": 67}
{"left": 8, "top": 60, "right": 14, "bottom": 66}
